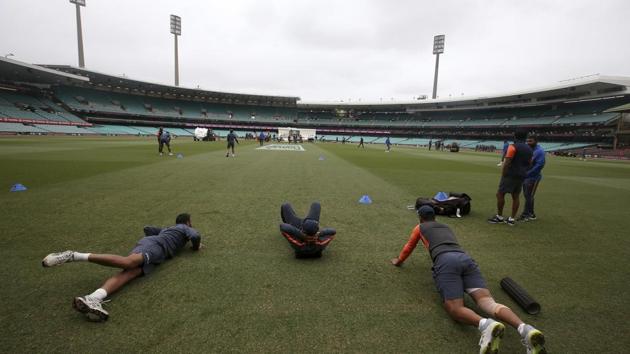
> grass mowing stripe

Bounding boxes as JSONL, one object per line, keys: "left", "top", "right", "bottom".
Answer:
{"left": 1, "top": 138, "right": 629, "bottom": 353}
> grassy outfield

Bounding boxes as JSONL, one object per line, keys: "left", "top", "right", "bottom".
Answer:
{"left": 0, "top": 136, "right": 629, "bottom": 353}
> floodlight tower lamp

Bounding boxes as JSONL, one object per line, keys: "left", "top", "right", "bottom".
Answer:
{"left": 69, "top": 0, "right": 86, "bottom": 68}
{"left": 432, "top": 34, "right": 445, "bottom": 99}
{"left": 170, "top": 14, "right": 182, "bottom": 86}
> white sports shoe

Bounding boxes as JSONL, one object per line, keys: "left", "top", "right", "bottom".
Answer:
{"left": 521, "top": 325, "right": 546, "bottom": 354}
{"left": 479, "top": 319, "right": 505, "bottom": 354}
{"left": 42, "top": 251, "right": 74, "bottom": 267}
{"left": 168, "top": 152, "right": 173, "bottom": 156}
{"left": 73, "top": 296, "right": 109, "bottom": 322}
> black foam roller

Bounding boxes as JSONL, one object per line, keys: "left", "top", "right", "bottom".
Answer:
{"left": 500, "top": 277, "right": 541, "bottom": 315}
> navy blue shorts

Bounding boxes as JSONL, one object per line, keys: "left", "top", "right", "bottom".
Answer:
{"left": 498, "top": 176, "right": 524, "bottom": 194}
{"left": 129, "top": 237, "right": 166, "bottom": 275}
{"left": 432, "top": 252, "right": 487, "bottom": 301}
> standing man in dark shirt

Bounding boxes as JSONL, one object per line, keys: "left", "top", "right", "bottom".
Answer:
{"left": 279, "top": 202, "right": 336, "bottom": 258}
{"left": 391, "top": 206, "right": 546, "bottom": 354}
{"left": 226, "top": 129, "right": 239, "bottom": 157}
{"left": 488, "top": 131, "right": 533, "bottom": 226}
{"left": 42, "top": 213, "right": 202, "bottom": 322}
{"left": 358, "top": 137, "right": 365, "bottom": 149}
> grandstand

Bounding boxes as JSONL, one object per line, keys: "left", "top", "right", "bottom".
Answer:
{"left": 1, "top": 56, "right": 630, "bottom": 152}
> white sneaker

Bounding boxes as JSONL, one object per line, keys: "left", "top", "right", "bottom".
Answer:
{"left": 479, "top": 319, "right": 505, "bottom": 354}
{"left": 231, "top": 154, "right": 235, "bottom": 157}
{"left": 159, "top": 153, "right": 163, "bottom": 156}
{"left": 497, "top": 162, "right": 502, "bottom": 166}
{"left": 73, "top": 296, "right": 109, "bottom": 322}
{"left": 168, "top": 152, "right": 173, "bottom": 156}
{"left": 42, "top": 251, "right": 74, "bottom": 267}
{"left": 521, "top": 325, "right": 546, "bottom": 354}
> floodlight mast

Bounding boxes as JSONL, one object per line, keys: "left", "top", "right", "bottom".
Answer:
{"left": 432, "top": 34, "right": 445, "bottom": 99}
{"left": 70, "top": 0, "right": 86, "bottom": 68}
{"left": 170, "top": 15, "right": 181, "bottom": 86}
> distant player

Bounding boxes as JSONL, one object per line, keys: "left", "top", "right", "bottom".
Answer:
{"left": 279, "top": 202, "right": 336, "bottom": 258}
{"left": 519, "top": 135, "right": 545, "bottom": 221}
{"left": 498, "top": 140, "right": 509, "bottom": 166}
{"left": 159, "top": 129, "right": 173, "bottom": 156}
{"left": 259, "top": 131, "right": 265, "bottom": 146}
{"left": 385, "top": 137, "right": 392, "bottom": 152}
{"left": 391, "top": 206, "right": 546, "bottom": 354}
{"left": 358, "top": 137, "right": 365, "bottom": 148}
{"left": 226, "top": 129, "right": 239, "bottom": 157}
{"left": 42, "top": 213, "right": 202, "bottom": 322}
{"left": 429, "top": 139, "right": 433, "bottom": 151}
{"left": 488, "top": 132, "right": 533, "bottom": 226}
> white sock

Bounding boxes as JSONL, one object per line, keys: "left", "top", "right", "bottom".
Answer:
{"left": 73, "top": 252, "right": 90, "bottom": 261}
{"left": 478, "top": 318, "right": 488, "bottom": 330}
{"left": 88, "top": 288, "right": 107, "bottom": 301}
{"left": 517, "top": 323, "right": 526, "bottom": 336}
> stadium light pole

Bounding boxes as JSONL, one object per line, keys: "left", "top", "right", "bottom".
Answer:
{"left": 69, "top": 0, "right": 86, "bottom": 68}
{"left": 170, "top": 15, "right": 182, "bottom": 86}
{"left": 432, "top": 34, "right": 445, "bottom": 99}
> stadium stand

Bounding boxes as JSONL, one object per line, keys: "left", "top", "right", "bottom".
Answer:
{"left": 2, "top": 57, "right": 630, "bottom": 152}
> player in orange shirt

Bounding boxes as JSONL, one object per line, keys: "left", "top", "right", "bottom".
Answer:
{"left": 391, "top": 206, "right": 546, "bottom": 354}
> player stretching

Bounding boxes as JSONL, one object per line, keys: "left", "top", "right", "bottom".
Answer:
{"left": 226, "top": 129, "right": 239, "bottom": 157}
{"left": 42, "top": 213, "right": 202, "bottom": 322}
{"left": 391, "top": 206, "right": 546, "bottom": 354}
{"left": 358, "top": 137, "right": 365, "bottom": 148}
{"left": 280, "top": 202, "right": 336, "bottom": 258}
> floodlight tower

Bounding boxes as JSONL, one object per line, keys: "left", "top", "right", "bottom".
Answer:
{"left": 69, "top": 0, "right": 86, "bottom": 68}
{"left": 170, "top": 14, "right": 182, "bottom": 86}
{"left": 432, "top": 34, "right": 445, "bottom": 99}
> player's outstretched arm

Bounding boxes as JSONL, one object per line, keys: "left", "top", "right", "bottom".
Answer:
{"left": 391, "top": 226, "right": 424, "bottom": 267}
{"left": 187, "top": 228, "right": 202, "bottom": 251}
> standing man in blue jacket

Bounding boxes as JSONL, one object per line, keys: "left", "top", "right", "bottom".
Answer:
{"left": 520, "top": 135, "right": 546, "bottom": 221}
{"left": 385, "top": 137, "right": 392, "bottom": 152}
{"left": 42, "top": 213, "right": 202, "bottom": 322}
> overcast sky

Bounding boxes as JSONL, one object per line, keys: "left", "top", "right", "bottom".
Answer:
{"left": 1, "top": 0, "right": 629, "bottom": 101}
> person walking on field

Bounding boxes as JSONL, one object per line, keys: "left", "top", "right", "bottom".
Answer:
{"left": 392, "top": 206, "right": 546, "bottom": 354}
{"left": 226, "top": 129, "right": 239, "bottom": 157}
{"left": 358, "top": 137, "right": 365, "bottom": 148}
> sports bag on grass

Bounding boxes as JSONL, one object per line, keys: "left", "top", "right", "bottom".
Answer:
{"left": 415, "top": 192, "right": 472, "bottom": 217}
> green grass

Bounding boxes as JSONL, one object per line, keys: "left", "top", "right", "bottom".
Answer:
{"left": 0, "top": 136, "right": 629, "bottom": 353}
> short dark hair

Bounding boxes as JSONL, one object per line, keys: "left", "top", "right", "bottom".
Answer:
{"left": 527, "top": 134, "right": 538, "bottom": 142}
{"left": 176, "top": 213, "right": 191, "bottom": 225}
{"left": 420, "top": 214, "right": 436, "bottom": 222}
{"left": 514, "top": 131, "right": 528, "bottom": 141}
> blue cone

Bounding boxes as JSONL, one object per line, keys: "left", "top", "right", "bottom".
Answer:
{"left": 177, "top": 153, "right": 184, "bottom": 159}
{"left": 10, "top": 183, "right": 27, "bottom": 192}
{"left": 433, "top": 191, "right": 449, "bottom": 202}
{"left": 359, "top": 195, "right": 372, "bottom": 204}
{"left": 319, "top": 156, "right": 325, "bottom": 161}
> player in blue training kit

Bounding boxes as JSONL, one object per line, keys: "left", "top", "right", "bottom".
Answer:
{"left": 519, "top": 135, "right": 545, "bottom": 221}
{"left": 42, "top": 213, "right": 202, "bottom": 322}
{"left": 385, "top": 137, "right": 392, "bottom": 152}
{"left": 226, "top": 129, "right": 239, "bottom": 157}
{"left": 159, "top": 128, "right": 173, "bottom": 156}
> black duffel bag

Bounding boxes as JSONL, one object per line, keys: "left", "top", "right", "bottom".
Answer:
{"left": 415, "top": 192, "right": 471, "bottom": 217}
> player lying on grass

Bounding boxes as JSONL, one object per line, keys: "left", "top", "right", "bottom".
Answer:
{"left": 391, "top": 206, "right": 546, "bottom": 354}
{"left": 280, "top": 202, "right": 336, "bottom": 258}
{"left": 42, "top": 213, "right": 202, "bottom": 322}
